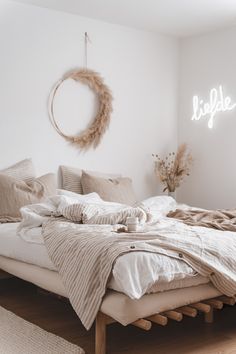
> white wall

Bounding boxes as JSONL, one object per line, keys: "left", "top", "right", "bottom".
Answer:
{"left": 0, "top": 0, "right": 179, "bottom": 200}
{"left": 178, "top": 26, "right": 236, "bottom": 208}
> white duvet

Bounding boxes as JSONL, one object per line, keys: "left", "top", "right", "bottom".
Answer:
{"left": 17, "top": 190, "right": 179, "bottom": 242}
{"left": 2, "top": 191, "right": 209, "bottom": 299}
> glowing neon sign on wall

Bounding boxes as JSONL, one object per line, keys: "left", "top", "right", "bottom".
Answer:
{"left": 191, "top": 85, "right": 236, "bottom": 129}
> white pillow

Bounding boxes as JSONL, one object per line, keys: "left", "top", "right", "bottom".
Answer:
{"left": 56, "top": 189, "right": 127, "bottom": 210}
{"left": 57, "top": 188, "right": 102, "bottom": 201}
{"left": 138, "top": 196, "right": 177, "bottom": 217}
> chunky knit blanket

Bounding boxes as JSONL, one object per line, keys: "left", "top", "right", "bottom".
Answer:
{"left": 167, "top": 208, "right": 236, "bottom": 232}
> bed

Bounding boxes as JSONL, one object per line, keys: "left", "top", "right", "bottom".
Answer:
{"left": 1, "top": 221, "right": 234, "bottom": 354}
{"left": 1, "top": 160, "right": 236, "bottom": 353}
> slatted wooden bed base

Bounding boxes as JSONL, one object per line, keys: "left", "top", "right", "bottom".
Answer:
{"left": 95, "top": 295, "right": 236, "bottom": 354}
{"left": 1, "top": 269, "right": 235, "bottom": 354}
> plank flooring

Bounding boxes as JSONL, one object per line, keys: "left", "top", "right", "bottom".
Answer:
{"left": 1, "top": 278, "right": 236, "bottom": 354}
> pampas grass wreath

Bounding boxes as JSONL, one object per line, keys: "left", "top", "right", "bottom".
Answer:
{"left": 48, "top": 69, "right": 113, "bottom": 150}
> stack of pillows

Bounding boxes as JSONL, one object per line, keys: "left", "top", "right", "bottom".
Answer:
{"left": 0, "top": 159, "right": 137, "bottom": 223}
{"left": 60, "top": 166, "right": 137, "bottom": 206}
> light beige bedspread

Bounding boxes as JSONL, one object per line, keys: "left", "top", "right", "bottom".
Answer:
{"left": 42, "top": 218, "right": 236, "bottom": 330}
{"left": 167, "top": 209, "right": 236, "bottom": 232}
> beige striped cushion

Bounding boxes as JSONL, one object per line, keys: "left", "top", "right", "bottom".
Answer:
{"left": 0, "top": 173, "right": 56, "bottom": 223}
{"left": 60, "top": 166, "right": 83, "bottom": 194}
{"left": 81, "top": 171, "right": 137, "bottom": 206}
{"left": 1, "top": 159, "right": 36, "bottom": 183}
{"left": 60, "top": 165, "right": 121, "bottom": 195}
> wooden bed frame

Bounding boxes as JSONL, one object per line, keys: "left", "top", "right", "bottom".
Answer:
{"left": 1, "top": 268, "right": 236, "bottom": 354}
{"left": 95, "top": 295, "right": 236, "bottom": 354}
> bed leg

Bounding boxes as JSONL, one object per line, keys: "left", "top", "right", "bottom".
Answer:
{"left": 204, "top": 307, "right": 214, "bottom": 323}
{"left": 95, "top": 312, "right": 107, "bottom": 354}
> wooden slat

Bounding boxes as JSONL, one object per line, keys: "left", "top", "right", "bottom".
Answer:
{"left": 190, "top": 302, "right": 211, "bottom": 313}
{"left": 132, "top": 319, "right": 152, "bottom": 331}
{"left": 204, "top": 299, "right": 223, "bottom": 309}
{"left": 147, "top": 314, "right": 168, "bottom": 326}
{"left": 217, "top": 296, "right": 236, "bottom": 306}
{"left": 176, "top": 306, "right": 198, "bottom": 317}
{"left": 204, "top": 308, "right": 214, "bottom": 323}
{"left": 103, "top": 294, "right": 235, "bottom": 337}
{"left": 162, "top": 310, "right": 183, "bottom": 322}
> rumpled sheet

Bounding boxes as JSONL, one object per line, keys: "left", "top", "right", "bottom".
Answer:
{"left": 17, "top": 192, "right": 177, "bottom": 243}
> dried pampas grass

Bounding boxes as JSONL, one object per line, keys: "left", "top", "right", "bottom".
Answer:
{"left": 48, "top": 69, "right": 113, "bottom": 150}
{"left": 152, "top": 144, "right": 193, "bottom": 192}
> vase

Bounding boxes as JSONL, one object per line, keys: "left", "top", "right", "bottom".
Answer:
{"left": 168, "top": 191, "right": 176, "bottom": 199}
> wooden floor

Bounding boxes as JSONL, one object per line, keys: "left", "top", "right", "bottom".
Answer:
{"left": 1, "top": 278, "right": 236, "bottom": 354}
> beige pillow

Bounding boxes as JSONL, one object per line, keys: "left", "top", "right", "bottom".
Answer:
{"left": 81, "top": 171, "right": 137, "bottom": 206}
{"left": 0, "top": 173, "right": 56, "bottom": 222}
{"left": 1, "top": 159, "right": 36, "bottom": 183}
{"left": 60, "top": 165, "right": 121, "bottom": 194}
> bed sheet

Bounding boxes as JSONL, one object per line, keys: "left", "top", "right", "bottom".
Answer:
{"left": 0, "top": 223, "right": 55, "bottom": 270}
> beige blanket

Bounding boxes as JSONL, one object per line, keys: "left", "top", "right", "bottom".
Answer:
{"left": 167, "top": 209, "right": 236, "bottom": 232}
{"left": 42, "top": 218, "right": 236, "bottom": 330}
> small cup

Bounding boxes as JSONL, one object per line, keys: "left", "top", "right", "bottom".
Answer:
{"left": 126, "top": 217, "right": 139, "bottom": 232}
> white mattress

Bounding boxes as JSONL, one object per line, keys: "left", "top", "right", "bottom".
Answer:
{"left": 0, "top": 223, "right": 209, "bottom": 299}
{"left": 0, "top": 223, "right": 56, "bottom": 270}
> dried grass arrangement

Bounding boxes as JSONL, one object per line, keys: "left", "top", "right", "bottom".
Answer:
{"left": 152, "top": 144, "right": 193, "bottom": 193}
{"left": 48, "top": 69, "right": 113, "bottom": 150}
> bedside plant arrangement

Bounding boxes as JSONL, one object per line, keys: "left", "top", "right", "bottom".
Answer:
{"left": 152, "top": 143, "right": 192, "bottom": 196}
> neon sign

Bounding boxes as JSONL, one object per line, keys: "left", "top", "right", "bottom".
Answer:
{"left": 191, "top": 85, "right": 236, "bottom": 129}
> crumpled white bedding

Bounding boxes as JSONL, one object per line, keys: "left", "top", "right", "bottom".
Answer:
{"left": 109, "top": 250, "right": 209, "bottom": 298}
{"left": 0, "top": 222, "right": 208, "bottom": 299}
{"left": 17, "top": 191, "right": 179, "bottom": 243}
{"left": 17, "top": 190, "right": 105, "bottom": 241}
{"left": 1, "top": 191, "right": 209, "bottom": 299}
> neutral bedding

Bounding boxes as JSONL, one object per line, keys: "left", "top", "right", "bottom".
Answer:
{"left": 0, "top": 159, "right": 57, "bottom": 223}
{"left": 3, "top": 190, "right": 236, "bottom": 331}
{"left": 168, "top": 208, "right": 236, "bottom": 232}
{"left": 0, "top": 223, "right": 55, "bottom": 270}
{"left": 42, "top": 217, "right": 236, "bottom": 329}
{"left": 0, "top": 223, "right": 208, "bottom": 299}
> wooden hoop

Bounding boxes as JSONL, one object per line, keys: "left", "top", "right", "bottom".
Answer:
{"left": 48, "top": 69, "right": 113, "bottom": 150}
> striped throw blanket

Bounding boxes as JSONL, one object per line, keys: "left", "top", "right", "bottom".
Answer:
{"left": 42, "top": 218, "right": 236, "bottom": 330}
{"left": 60, "top": 202, "right": 150, "bottom": 224}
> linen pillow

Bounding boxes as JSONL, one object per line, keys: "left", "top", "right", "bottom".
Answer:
{"left": 1, "top": 159, "right": 36, "bottom": 183}
{"left": 0, "top": 173, "right": 56, "bottom": 222}
{"left": 60, "top": 165, "right": 121, "bottom": 194}
{"left": 80, "top": 171, "right": 137, "bottom": 206}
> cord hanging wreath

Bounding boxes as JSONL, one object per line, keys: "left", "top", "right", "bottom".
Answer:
{"left": 48, "top": 69, "right": 113, "bottom": 150}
